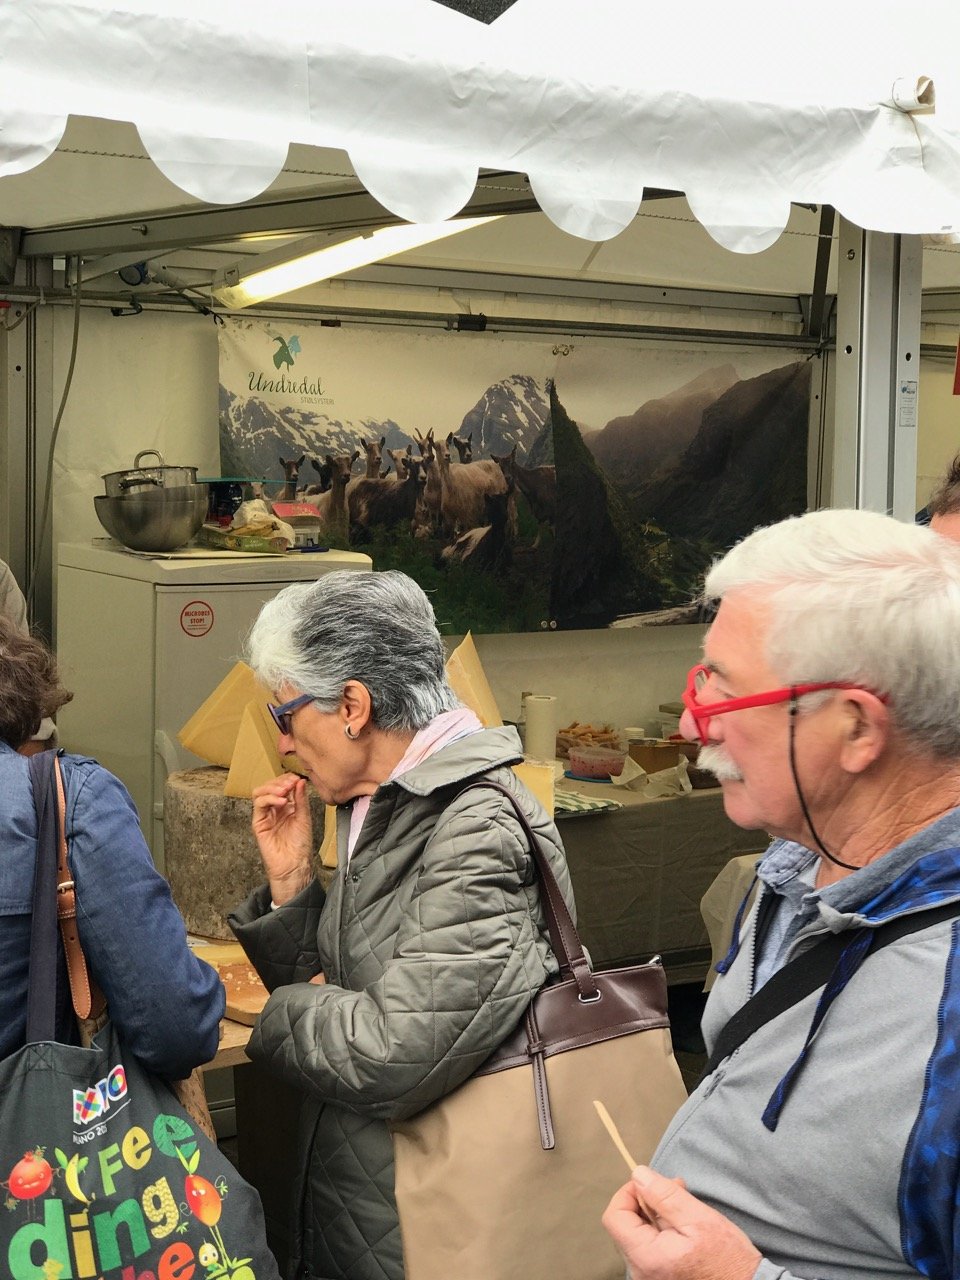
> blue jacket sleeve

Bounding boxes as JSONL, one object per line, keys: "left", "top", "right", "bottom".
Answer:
{"left": 65, "top": 757, "right": 225, "bottom": 1078}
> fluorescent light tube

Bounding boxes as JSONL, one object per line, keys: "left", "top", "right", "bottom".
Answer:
{"left": 211, "top": 217, "right": 501, "bottom": 308}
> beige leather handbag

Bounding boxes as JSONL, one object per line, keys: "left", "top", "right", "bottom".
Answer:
{"left": 391, "top": 780, "right": 688, "bottom": 1280}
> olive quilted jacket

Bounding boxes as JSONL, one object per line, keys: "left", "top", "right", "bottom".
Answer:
{"left": 230, "top": 726, "right": 575, "bottom": 1280}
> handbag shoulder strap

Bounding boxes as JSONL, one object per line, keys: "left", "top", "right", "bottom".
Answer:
{"left": 457, "top": 779, "right": 600, "bottom": 1000}
{"left": 704, "top": 896, "right": 960, "bottom": 1076}
{"left": 25, "top": 750, "right": 61, "bottom": 1042}
{"left": 51, "top": 754, "right": 105, "bottom": 1021}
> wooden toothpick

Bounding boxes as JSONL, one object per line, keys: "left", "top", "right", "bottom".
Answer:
{"left": 593, "top": 1099, "right": 637, "bottom": 1173}
{"left": 593, "top": 1099, "right": 660, "bottom": 1225}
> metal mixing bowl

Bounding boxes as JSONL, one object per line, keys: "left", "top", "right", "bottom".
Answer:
{"left": 94, "top": 485, "right": 209, "bottom": 551}
{"left": 102, "top": 449, "right": 199, "bottom": 496}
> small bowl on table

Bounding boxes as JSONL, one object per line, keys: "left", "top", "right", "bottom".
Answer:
{"left": 567, "top": 743, "right": 627, "bottom": 779}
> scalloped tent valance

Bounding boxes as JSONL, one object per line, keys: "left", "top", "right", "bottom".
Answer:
{"left": 1, "top": 0, "right": 959, "bottom": 253}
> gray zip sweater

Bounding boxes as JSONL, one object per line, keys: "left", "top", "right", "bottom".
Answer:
{"left": 653, "top": 809, "right": 960, "bottom": 1280}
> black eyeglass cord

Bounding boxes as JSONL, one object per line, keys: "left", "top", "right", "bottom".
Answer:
{"left": 788, "top": 694, "right": 859, "bottom": 872}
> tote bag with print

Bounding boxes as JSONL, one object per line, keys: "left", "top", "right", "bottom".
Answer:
{"left": 0, "top": 750, "right": 281, "bottom": 1280}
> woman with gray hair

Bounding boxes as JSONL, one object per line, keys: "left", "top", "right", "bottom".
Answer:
{"left": 229, "top": 570, "right": 574, "bottom": 1280}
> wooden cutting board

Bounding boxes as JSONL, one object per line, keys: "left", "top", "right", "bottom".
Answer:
{"left": 190, "top": 942, "right": 269, "bottom": 1025}
{"left": 189, "top": 939, "right": 247, "bottom": 968}
{"left": 218, "top": 961, "right": 270, "bottom": 1025}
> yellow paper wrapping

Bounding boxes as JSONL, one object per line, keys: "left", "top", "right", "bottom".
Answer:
{"left": 223, "top": 701, "right": 283, "bottom": 798}
{"left": 443, "top": 634, "right": 550, "bottom": 814}
{"left": 513, "top": 760, "right": 555, "bottom": 815}
{"left": 444, "top": 632, "right": 502, "bottom": 727}
{"left": 178, "top": 662, "right": 273, "bottom": 768}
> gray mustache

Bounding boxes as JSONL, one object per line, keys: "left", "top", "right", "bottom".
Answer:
{"left": 697, "top": 744, "right": 744, "bottom": 783}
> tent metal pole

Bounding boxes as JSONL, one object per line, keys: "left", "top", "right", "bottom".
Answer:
{"left": 833, "top": 219, "right": 921, "bottom": 519}
{"left": 0, "top": 304, "right": 29, "bottom": 585}
{"left": 0, "top": 262, "right": 56, "bottom": 637}
{"left": 805, "top": 205, "right": 835, "bottom": 341}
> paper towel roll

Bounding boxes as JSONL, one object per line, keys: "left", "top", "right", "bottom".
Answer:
{"left": 524, "top": 694, "right": 557, "bottom": 763}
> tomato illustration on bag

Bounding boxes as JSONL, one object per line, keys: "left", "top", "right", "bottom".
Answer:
{"left": 3, "top": 1149, "right": 54, "bottom": 1207}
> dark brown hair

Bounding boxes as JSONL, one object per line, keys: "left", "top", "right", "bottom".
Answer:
{"left": 0, "top": 615, "right": 73, "bottom": 747}
{"left": 928, "top": 452, "right": 960, "bottom": 519}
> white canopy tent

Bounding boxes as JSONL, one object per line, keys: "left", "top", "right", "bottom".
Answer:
{"left": 2, "top": 0, "right": 960, "bottom": 249}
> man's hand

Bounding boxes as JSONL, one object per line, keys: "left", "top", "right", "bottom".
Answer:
{"left": 602, "top": 1165, "right": 761, "bottom": 1280}
{"left": 251, "top": 774, "right": 315, "bottom": 906}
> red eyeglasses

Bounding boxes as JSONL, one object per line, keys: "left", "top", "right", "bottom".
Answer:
{"left": 681, "top": 663, "right": 865, "bottom": 746}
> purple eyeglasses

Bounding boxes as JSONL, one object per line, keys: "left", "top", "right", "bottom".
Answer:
{"left": 268, "top": 693, "right": 317, "bottom": 736}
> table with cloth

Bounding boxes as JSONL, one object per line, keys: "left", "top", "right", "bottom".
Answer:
{"left": 554, "top": 779, "right": 767, "bottom": 984}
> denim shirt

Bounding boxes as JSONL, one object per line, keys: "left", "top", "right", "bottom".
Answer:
{"left": 0, "top": 743, "right": 224, "bottom": 1076}
{"left": 753, "top": 841, "right": 821, "bottom": 988}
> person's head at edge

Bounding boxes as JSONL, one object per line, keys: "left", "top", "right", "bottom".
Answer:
{"left": 246, "top": 569, "right": 460, "bottom": 806}
{"left": 681, "top": 508, "right": 960, "bottom": 886}
{"left": 0, "top": 615, "right": 73, "bottom": 751}
{"left": 928, "top": 450, "right": 960, "bottom": 543}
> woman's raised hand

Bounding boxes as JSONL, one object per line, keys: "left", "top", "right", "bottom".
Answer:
{"left": 251, "top": 773, "right": 315, "bottom": 906}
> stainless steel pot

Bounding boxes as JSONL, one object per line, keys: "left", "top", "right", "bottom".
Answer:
{"left": 94, "top": 484, "right": 209, "bottom": 552}
{"left": 101, "top": 449, "right": 199, "bottom": 496}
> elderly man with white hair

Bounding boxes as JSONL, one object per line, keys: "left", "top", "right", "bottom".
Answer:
{"left": 604, "top": 508, "right": 960, "bottom": 1280}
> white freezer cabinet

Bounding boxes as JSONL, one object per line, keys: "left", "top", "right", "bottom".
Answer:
{"left": 56, "top": 541, "right": 371, "bottom": 871}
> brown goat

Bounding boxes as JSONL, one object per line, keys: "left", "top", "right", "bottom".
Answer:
{"left": 440, "top": 485, "right": 513, "bottom": 571}
{"left": 493, "top": 445, "right": 556, "bottom": 526}
{"left": 302, "top": 451, "right": 359, "bottom": 537}
{"left": 360, "top": 436, "right": 386, "bottom": 479}
{"left": 278, "top": 454, "right": 305, "bottom": 501}
{"left": 413, "top": 428, "right": 435, "bottom": 457}
{"left": 348, "top": 457, "right": 426, "bottom": 541}
{"left": 447, "top": 431, "right": 473, "bottom": 463}
{"left": 433, "top": 436, "right": 512, "bottom": 537}
{"left": 385, "top": 445, "right": 412, "bottom": 481}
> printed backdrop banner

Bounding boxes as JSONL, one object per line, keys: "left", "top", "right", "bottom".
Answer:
{"left": 218, "top": 318, "right": 811, "bottom": 632}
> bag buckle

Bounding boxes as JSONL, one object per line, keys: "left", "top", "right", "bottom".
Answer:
{"left": 57, "top": 879, "right": 75, "bottom": 894}
{"left": 578, "top": 988, "right": 602, "bottom": 1004}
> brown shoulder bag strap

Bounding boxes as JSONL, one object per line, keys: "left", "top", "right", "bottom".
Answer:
{"left": 50, "top": 755, "right": 215, "bottom": 1141}
{"left": 458, "top": 779, "right": 600, "bottom": 1001}
{"left": 53, "top": 755, "right": 106, "bottom": 1022}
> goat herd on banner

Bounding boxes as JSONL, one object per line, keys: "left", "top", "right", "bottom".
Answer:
{"left": 273, "top": 431, "right": 556, "bottom": 573}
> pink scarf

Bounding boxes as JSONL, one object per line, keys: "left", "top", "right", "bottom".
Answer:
{"left": 347, "top": 707, "right": 484, "bottom": 860}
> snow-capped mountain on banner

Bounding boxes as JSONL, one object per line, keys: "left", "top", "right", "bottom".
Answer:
{"left": 219, "top": 372, "right": 552, "bottom": 482}
{"left": 218, "top": 384, "right": 407, "bottom": 482}
{"left": 456, "top": 374, "right": 551, "bottom": 460}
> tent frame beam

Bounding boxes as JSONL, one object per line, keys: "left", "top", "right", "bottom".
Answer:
{"left": 18, "top": 173, "right": 539, "bottom": 257}
{"left": 16, "top": 172, "right": 684, "bottom": 261}
{"left": 346, "top": 264, "right": 807, "bottom": 317}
